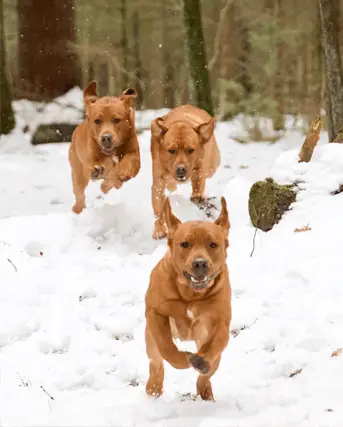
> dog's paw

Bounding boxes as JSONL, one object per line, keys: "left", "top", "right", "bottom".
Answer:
{"left": 91, "top": 165, "right": 105, "bottom": 181}
{"left": 118, "top": 175, "right": 131, "bottom": 183}
{"left": 188, "top": 353, "right": 210, "bottom": 375}
{"left": 191, "top": 194, "right": 206, "bottom": 206}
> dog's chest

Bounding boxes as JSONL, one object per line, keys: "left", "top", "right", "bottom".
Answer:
{"left": 169, "top": 307, "right": 208, "bottom": 344}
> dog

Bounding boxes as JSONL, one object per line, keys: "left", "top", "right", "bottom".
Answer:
{"left": 145, "top": 197, "right": 231, "bottom": 401}
{"left": 150, "top": 104, "right": 220, "bottom": 239}
{"left": 69, "top": 81, "right": 140, "bottom": 214}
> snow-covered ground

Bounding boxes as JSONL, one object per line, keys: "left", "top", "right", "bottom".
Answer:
{"left": 1, "top": 91, "right": 343, "bottom": 427}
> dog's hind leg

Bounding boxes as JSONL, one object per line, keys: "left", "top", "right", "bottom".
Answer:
{"left": 145, "top": 328, "right": 164, "bottom": 397}
{"left": 69, "top": 149, "right": 89, "bottom": 214}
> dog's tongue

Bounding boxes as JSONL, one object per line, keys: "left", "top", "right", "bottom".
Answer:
{"left": 195, "top": 275, "right": 205, "bottom": 282}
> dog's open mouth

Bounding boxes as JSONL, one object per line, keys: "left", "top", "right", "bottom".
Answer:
{"left": 183, "top": 271, "right": 216, "bottom": 290}
{"left": 176, "top": 176, "right": 187, "bottom": 182}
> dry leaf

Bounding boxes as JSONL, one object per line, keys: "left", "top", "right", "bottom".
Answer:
{"left": 294, "top": 224, "right": 312, "bottom": 233}
{"left": 331, "top": 348, "right": 343, "bottom": 358}
{"left": 289, "top": 368, "right": 302, "bottom": 378}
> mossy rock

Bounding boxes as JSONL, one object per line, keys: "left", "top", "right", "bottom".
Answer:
{"left": 31, "top": 123, "right": 78, "bottom": 145}
{"left": 248, "top": 178, "right": 296, "bottom": 231}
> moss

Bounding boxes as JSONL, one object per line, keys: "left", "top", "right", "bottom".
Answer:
{"left": 248, "top": 178, "right": 296, "bottom": 231}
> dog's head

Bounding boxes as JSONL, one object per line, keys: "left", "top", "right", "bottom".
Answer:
{"left": 164, "top": 197, "right": 230, "bottom": 292}
{"left": 83, "top": 81, "right": 137, "bottom": 154}
{"left": 151, "top": 116, "right": 215, "bottom": 182}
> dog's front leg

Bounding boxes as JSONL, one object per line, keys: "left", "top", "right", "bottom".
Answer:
{"left": 146, "top": 310, "right": 191, "bottom": 370}
{"left": 191, "top": 320, "right": 229, "bottom": 401}
{"left": 114, "top": 149, "right": 140, "bottom": 183}
{"left": 151, "top": 173, "right": 166, "bottom": 239}
{"left": 100, "top": 156, "right": 123, "bottom": 193}
{"left": 191, "top": 166, "right": 206, "bottom": 205}
{"left": 193, "top": 320, "right": 229, "bottom": 369}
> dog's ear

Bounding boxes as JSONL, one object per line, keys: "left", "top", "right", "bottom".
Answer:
{"left": 164, "top": 197, "right": 181, "bottom": 241}
{"left": 195, "top": 117, "right": 215, "bottom": 144}
{"left": 83, "top": 81, "right": 99, "bottom": 107}
{"left": 215, "top": 197, "right": 230, "bottom": 237}
{"left": 120, "top": 88, "right": 137, "bottom": 107}
{"left": 151, "top": 117, "right": 168, "bottom": 139}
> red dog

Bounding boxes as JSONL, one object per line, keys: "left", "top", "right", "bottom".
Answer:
{"left": 69, "top": 81, "right": 140, "bottom": 213}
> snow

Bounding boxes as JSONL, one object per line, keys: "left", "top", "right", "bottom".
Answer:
{"left": 1, "top": 89, "right": 343, "bottom": 426}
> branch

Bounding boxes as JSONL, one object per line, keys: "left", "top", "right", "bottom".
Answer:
{"left": 208, "top": 0, "right": 235, "bottom": 72}
{"left": 298, "top": 116, "right": 322, "bottom": 163}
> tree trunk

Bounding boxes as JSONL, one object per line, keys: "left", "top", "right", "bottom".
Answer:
{"left": 273, "top": 0, "right": 285, "bottom": 130}
{"left": 0, "top": 0, "right": 15, "bottom": 134}
{"left": 182, "top": 0, "right": 213, "bottom": 115}
{"left": 161, "top": 3, "right": 175, "bottom": 108}
{"left": 132, "top": 10, "right": 143, "bottom": 109}
{"left": 236, "top": 13, "right": 252, "bottom": 97}
{"left": 120, "top": 0, "right": 129, "bottom": 89}
{"left": 17, "top": 0, "right": 80, "bottom": 100}
{"left": 318, "top": 0, "right": 343, "bottom": 141}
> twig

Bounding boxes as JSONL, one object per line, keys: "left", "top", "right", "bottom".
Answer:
{"left": 40, "top": 385, "right": 55, "bottom": 400}
{"left": 250, "top": 226, "right": 258, "bottom": 257}
{"left": 7, "top": 258, "right": 17, "bottom": 272}
{"left": 208, "top": 0, "right": 235, "bottom": 71}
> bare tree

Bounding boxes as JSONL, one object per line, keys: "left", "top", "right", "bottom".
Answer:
{"left": 318, "top": 0, "right": 343, "bottom": 141}
{"left": 182, "top": 0, "right": 213, "bottom": 115}
{"left": 0, "top": 0, "right": 15, "bottom": 134}
{"left": 17, "top": 0, "right": 80, "bottom": 100}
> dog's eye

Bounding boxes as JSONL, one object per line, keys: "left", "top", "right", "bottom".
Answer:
{"left": 209, "top": 242, "right": 217, "bottom": 249}
{"left": 168, "top": 149, "right": 176, "bottom": 154}
{"left": 113, "top": 118, "right": 121, "bottom": 124}
{"left": 180, "top": 241, "right": 189, "bottom": 248}
{"left": 94, "top": 119, "right": 101, "bottom": 125}
{"left": 187, "top": 147, "right": 195, "bottom": 154}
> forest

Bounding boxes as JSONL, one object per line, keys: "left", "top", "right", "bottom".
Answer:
{"left": 1, "top": 0, "right": 343, "bottom": 140}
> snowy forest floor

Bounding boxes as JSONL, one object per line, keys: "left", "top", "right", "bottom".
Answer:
{"left": 1, "top": 90, "right": 343, "bottom": 427}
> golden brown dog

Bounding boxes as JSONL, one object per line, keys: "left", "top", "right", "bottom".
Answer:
{"left": 145, "top": 197, "right": 231, "bottom": 401}
{"left": 69, "top": 81, "right": 140, "bottom": 214}
{"left": 150, "top": 104, "right": 220, "bottom": 239}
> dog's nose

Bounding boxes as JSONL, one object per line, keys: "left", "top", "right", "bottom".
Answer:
{"left": 191, "top": 258, "right": 208, "bottom": 278}
{"left": 176, "top": 166, "right": 187, "bottom": 179}
{"left": 101, "top": 134, "right": 113, "bottom": 149}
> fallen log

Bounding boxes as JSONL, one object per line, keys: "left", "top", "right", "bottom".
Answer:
{"left": 31, "top": 123, "right": 78, "bottom": 145}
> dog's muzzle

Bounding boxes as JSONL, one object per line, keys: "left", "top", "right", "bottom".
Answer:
{"left": 183, "top": 271, "right": 216, "bottom": 291}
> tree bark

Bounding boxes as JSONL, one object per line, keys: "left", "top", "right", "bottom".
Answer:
{"left": 182, "top": 0, "right": 213, "bottom": 115}
{"left": 0, "top": 0, "right": 15, "bottom": 134}
{"left": 120, "top": 0, "right": 129, "bottom": 89}
{"left": 161, "top": 3, "right": 175, "bottom": 108}
{"left": 318, "top": 0, "right": 343, "bottom": 141}
{"left": 132, "top": 10, "right": 143, "bottom": 109}
{"left": 17, "top": 0, "right": 80, "bottom": 100}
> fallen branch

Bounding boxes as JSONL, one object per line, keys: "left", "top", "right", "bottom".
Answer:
{"left": 289, "top": 368, "right": 302, "bottom": 378}
{"left": 250, "top": 226, "right": 258, "bottom": 257}
{"left": 298, "top": 116, "right": 322, "bottom": 163}
{"left": 7, "top": 258, "right": 17, "bottom": 272}
{"left": 40, "top": 385, "right": 54, "bottom": 400}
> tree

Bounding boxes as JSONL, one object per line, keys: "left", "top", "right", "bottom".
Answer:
{"left": 17, "top": 0, "right": 80, "bottom": 100}
{"left": 182, "top": 0, "right": 213, "bottom": 115}
{"left": 318, "top": 0, "right": 343, "bottom": 141}
{"left": 0, "top": 0, "right": 15, "bottom": 134}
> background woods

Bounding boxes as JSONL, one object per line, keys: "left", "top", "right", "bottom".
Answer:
{"left": 1, "top": 0, "right": 343, "bottom": 132}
